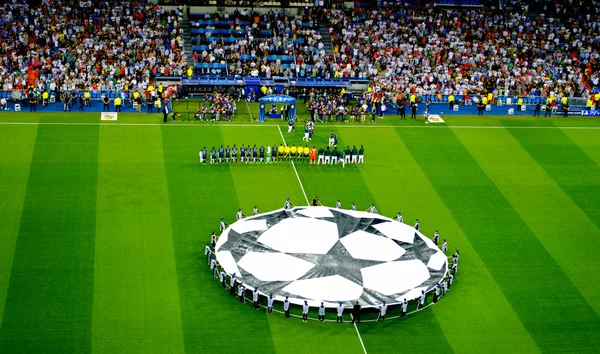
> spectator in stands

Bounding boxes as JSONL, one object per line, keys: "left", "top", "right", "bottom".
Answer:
{"left": 0, "top": 0, "right": 187, "bottom": 101}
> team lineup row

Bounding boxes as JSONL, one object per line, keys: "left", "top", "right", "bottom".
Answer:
{"left": 199, "top": 144, "right": 365, "bottom": 165}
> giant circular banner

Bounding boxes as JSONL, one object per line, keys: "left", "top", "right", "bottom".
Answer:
{"left": 215, "top": 206, "right": 448, "bottom": 308}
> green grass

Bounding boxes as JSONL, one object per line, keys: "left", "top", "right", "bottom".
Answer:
{"left": 0, "top": 108, "right": 599, "bottom": 353}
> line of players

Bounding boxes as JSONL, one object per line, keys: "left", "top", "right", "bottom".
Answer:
{"left": 199, "top": 143, "right": 365, "bottom": 166}
{"left": 204, "top": 199, "right": 460, "bottom": 322}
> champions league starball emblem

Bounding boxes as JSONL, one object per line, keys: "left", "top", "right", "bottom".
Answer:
{"left": 215, "top": 207, "right": 448, "bottom": 308}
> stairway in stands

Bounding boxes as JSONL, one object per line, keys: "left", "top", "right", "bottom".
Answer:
{"left": 318, "top": 23, "right": 335, "bottom": 59}
{"left": 182, "top": 14, "right": 195, "bottom": 69}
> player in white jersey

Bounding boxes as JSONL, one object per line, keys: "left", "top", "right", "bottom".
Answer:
{"left": 252, "top": 287, "right": 260, "bottom": 310}
{"left": 283, "top": 296, "right": 291, "bottom": 317}
{"left": 205, "top": 243, "right": 212, "bottom": 265}
{"left": 302, "top": 301, "right": 309, "bottom": 322}
{"left": 442, "top": 239, "right": 448, "bottom": 255}
{"left": 266, "top": 293, "right": 274, "bottom": 314}
{"left": 238, "top": 284, "right": 246, "bottom": 303}
{"left": 336, "top": 200, "right": 342, "bottom": 209}
{"left": 367, "top": 203, "right": 378, "bottom": 214}
{"left": 336, "top": 303, "right": 344, "bottom": 323}
{"left": 377, "top": 301, "right": 387, "bottom": 321}
{"left": 418, "top": 290, "right": 426, "bottom": 310}
{"left": 219, "top": 218, "right": 228, "bottom": 233}
{"left": 219, "top": 269, "right": 226, "bottom": 288}
{"left": 396, "top": 212, "right": 403, "bottom": 223}
{"left": 253, "top": 206, "right": 259, "bottom": 216}
{"left": 351, "top": 202, "right": 356, "bottom": 211}
{"left": 210, "top": 257, "right": 217, "bottom": 278}
{"left": 236, "top": 208, "right": 246, "bottom": 221}
{"left": 401, "top": 298, "right": 408, "bottom": 317}
{"left": 318, "top": 302, "right": 326, "bottom": 322}
{"left": 229, "top": 273, "right": 237, "bottom": 296}
{"left": 414, "top": 219, "right": 420, "bottom": 231}
{"left": 283, "top": 198, "right": 294, "bottom": 210}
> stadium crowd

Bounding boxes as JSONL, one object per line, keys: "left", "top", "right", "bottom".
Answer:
{"left": 0, "top": 0, "right": 187, "bottom": 99}
{"left": 192, "top": 8, "right": 333, "bottom": 78}
{"left": 1, "top": 0, "right": 599, "bottom": 108}
{"left": 326, "top": 1, "right": 600, "bottom": 99}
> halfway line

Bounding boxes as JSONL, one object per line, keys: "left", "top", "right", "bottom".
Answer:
{"left": 276, "top": 126, "right": 309, "bottom": 205}
{"left": 351, "top": 314, "right": 368, "bottom": 354}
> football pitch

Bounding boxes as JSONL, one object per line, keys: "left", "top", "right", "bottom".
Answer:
{"left": 1, "top": 104, "right": 600, "bottom": 353}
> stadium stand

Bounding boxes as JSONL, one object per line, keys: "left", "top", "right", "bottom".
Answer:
{"left": 0, "top": 0, "right": 598, "bottom": 107}
{"left": 0, "top": 0, "right": 187, "bottom": 99}
{"left": 189, "top": 8, "right": 333, "bottom": 78}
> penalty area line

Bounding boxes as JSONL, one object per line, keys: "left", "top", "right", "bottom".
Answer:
{"left": 276, "top": 126, "right": 310, "bottom": 206}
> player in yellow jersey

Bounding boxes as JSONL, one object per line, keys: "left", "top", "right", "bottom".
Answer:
{"left": 284, "top": 145, "right": 291, "bottom": 160}
{"left": 290, "top": 145, "right": 297, "bottom": 161}
{"left": 278, "top": 144, "right": 284, "bottom": 160}
{"left": 303, "top": 146, "right": 310, "bottom": 162}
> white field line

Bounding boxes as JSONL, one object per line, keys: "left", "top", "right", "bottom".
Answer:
{"left": 276, "top": 126, "right": 309, "bottom": 206}
{"left": 1, "top": 121, "right": 600, "bottom": 130}
{"left": 351, "top": 314, "right": 368, "bottom": 354}
{"left": 244, "top": 99, "right": 255, "bottom": 121}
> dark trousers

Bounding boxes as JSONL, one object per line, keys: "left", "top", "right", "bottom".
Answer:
{"left": 302, "top": 313, "right": 308, "bottom": 321}
{"left": 545, "top": 108, "right": 551, "bottom": 117}
{"left": 163, "top": 112, "right": 168, "bottom": 123}
{"left": 221, "top": 279, "right": 226, "bottom": 288}
{"left": 534, "top": 108, "right": 540, "bottom": 116}
{"left": 103, "top": 104, "right": 109, "bottom": 112}
{"left": 253, "top": 301, "right": 259, "bottom": 309}
{"left": 401, "top": 309, "right": 406, "bottom": 317}
{"left": 30, "top": 104, "right": 36, "bottom": 112}
{"left": 351, "top": 313, "right": 360, "bottom": 323}
{"left": 336, "top": 316, "right": 343, "bottom": 323}
{"left": 285, "top": 309, "right": 290, "bottom": 317}
{"left": 318, "top": 315, "right": 324, "bottom": 322}
{"left": 229, "top": 285, "right": 235, "bottom": 296}
{"left": 433, "top": 293, "right": 438, "bottom": 303}
{"left": 116, "top": 105, "right": 121, "bottom": 112}
{"left": 239, "top": 294, "right": 245, "bottom": 303}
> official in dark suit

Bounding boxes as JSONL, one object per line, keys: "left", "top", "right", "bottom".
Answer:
{"left": 351, "top": 301, "right": 361, "bottom": 324}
